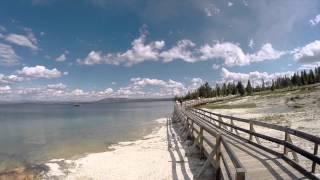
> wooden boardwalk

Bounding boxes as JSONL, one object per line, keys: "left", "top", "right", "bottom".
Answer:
{"left": 173, "top": 100, "right": 320, "bottom": 180}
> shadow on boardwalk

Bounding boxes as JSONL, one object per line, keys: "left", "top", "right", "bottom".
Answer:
{"left": 166, "top": 117, "right": 215, "bottom": 180}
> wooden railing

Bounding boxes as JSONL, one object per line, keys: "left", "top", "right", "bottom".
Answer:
{"left": 173, "top": 104, "right": 246, "bottom": 180}
{"left": 190, "top": 107, "right": 320, "bottom": 179}
{"left": 180, "top": 96, "right": 237, "bottom": 108}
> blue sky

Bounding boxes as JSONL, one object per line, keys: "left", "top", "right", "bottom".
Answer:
{"left": 0, "top": 0, "right": 320, "bottom": 101}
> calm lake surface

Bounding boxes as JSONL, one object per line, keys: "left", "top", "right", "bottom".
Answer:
{"left": 0, "top": 101, "right": 173, "bottom": 172}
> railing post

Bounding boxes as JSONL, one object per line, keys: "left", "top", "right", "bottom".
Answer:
{"left": 230, "top": 118, "right": 234, "bottom": 133}
{"left": 249, "top": 121, "right": 253, "bottom": 141}
{"left": 312, "top": 143, "right": 318, "bottom": 173}
{"left": 218, "top": 116, "right": 222, "bottom": 129}
{"left": 191, "top": 121, "right": 194, "bottom": 137}
{"left": 199, "top": 127, "right": 204, "bottom": 158}
{"left": 283, "top": 127, "right": 289, "bottom": 156}
{"left": 235, "top": 168, "right": 246, "bottom": 180}
{"left": 215, "top": 134, "right": 222, "bottom": 179}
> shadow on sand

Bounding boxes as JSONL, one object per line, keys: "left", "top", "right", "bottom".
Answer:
{"left": 166, "top": 116, "right": 215, "bottom": 180}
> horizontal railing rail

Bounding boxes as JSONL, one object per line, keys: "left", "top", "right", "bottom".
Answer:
{"left": 190, "top": 107, "right": 320, "bottom": 179}
{"left": 180, "top": 96, "right": 238, "bottom": 108}
{"left": 173, "top": 104, "right": 247, "bottom": 180}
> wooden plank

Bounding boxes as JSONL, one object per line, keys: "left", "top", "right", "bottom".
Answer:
{"left": 312, "top": 143, "right": 318, "bottom": 173}
{"left": 196, "top": 144, "right": 218, "bottom": 178}
{"left": 221, "top": 153, "right": 233, "bottom": 180}
{"left": 221, "top": 136, "right": 245, "bottom": 169}
{"left": 174, "top": 105, "right": 320, "bottom": 180}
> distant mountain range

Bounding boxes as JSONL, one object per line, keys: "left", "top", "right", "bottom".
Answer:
{"left": 0, "top": 97, "right": 174, "bottom": 104}
{"left": 97, "top": 97, "right": 173, "bottom": 103}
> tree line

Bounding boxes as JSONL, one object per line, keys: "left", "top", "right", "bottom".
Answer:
{"left": 176, "top": 66, "right": 320, "bottom": 101}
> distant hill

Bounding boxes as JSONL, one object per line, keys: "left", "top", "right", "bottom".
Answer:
{"left": 0, "top": 97, "right": 174, "bottom": 105}
{"left": 97, "top": 97, "right": 173, "bottom": 103}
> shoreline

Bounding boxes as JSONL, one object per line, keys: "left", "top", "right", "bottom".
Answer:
{"left": 42, "top": 117, "right": 209, "bottom": 179}
{"left": 44, "top": 118, "right": 167, "bottom": 179}
{"left": 0, "top": 117, "right": 215, "bottom": 180}
{"left": 0, "top": 118, "right": 166, "bottom": 179}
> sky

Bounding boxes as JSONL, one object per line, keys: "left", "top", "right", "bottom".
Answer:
{"left": 1, "top": 0, "right": 320, "bottom": 101}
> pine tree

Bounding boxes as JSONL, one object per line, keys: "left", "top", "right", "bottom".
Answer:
{"left": 246, "top": 80, "right": 253, "bottom": 95}
{"left": 237, "top": 81, "right": 245, "bottom": 96}
{"left": 271, "top": 80, "right": 275, "bottom": 91}
{"left": 222, "top": 83, "right": 227, "bottom": 96}
{"left": 302, "top": 70, "right": 308, "bottom": 85}
{"left": 231, "top": 83, "right": 237, "bottom": 95}
{"left": 308, "top": 69, "right": 315, "bottom": 84}
{"left": 216, "top": 84, "right": 221, "bottom": 97}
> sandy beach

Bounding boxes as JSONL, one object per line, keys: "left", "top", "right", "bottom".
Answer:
{"left": 39, "top": 118, "right": 214, "bottom": 180}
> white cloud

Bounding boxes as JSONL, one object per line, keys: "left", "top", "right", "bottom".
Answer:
{"left": 17, "top": 65, "right": 62, "bottom": 79}
{"left": 200, "top": 42, "right": 286, "bottom": 66}
{"left": 77, "top": 51, "right": 104, "bottom": 65}
{"left": 0, "top": 74, "right": 23, "bottom": 84}
{"left": 204, "top": 8, "right": 213, "bottom": 17}
{"left": 23, "top": 28, "right": 38, "bottom": 45}
{"left": 78, "top": 29, "right": 286, "bottom": 67}
{"left": 71, "top": 89, "right": 87, "bottom": 96}
{"left": 115, "top": 77, "right": 187, "bottom": 97}
{"left": 78, "top": 33, "right": 165, "bottom": 66}
{"left": 188, "top": 78, "right": 204, "bottom": 90}
{"left": 0, "top": 43, "right": 20, "bottom": 65}
{"left": 228, "top": 2, "right": 233, "bottom": 7}
{"left": 248, "top": 39, "right": 254, "bottom": 49}
{"left": 118, "top": 34, "right": 165, "bottom": 66}
{"left": 56, "top": 51, "right": 68, "bottom": 62}
{"left": 97, "top": 88, "right": 114, "bottom": 95}
{"left": 221, "top": 68, "right": 294, "bottom": 86}
{"left": 310, "top": 14, "right": 320, "bottom": 26}
{"left": 298, "top": 62, "right": 320, "bottom": 70}
{"left": 204, "top": 4, "right": 220, "bottom": 17}
{"left": 293, "top": 40, "right": 320, "bottom": 63}
{"left": 249, "top": 43, "right": 286, "bottom": 62}
{"left": 47, "top": 83, "right": 66, "bottom": 90}
{"left": 212, "top": 64, "right": 220, "bottom": 70}
{"left": 0, "top": 85, "right": 11, "bottom": 94}
{"left": 56, "top": 54, "right": 66, "bottom": 62}
{"left": 0, "top": 76, "right": 211, "bottom": 101}
{"left": 200, "top": 42, "right": 250, "bottom": 66}
{"left": 4, "top": 34, "right": 38, "bottom": 51}
{"left": 160, "top": 40, "right": 195, "bottom": 62}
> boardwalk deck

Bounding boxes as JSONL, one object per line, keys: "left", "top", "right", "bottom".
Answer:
{"left": 174, "top": 99, "right": 320, "bottom": 180}
{"left": 189, "top": 112, "right": 306, "bottom": 179}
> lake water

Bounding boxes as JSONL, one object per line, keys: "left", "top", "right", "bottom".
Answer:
{"left": 0, "top": 101, "right": 173, "bottom": 172}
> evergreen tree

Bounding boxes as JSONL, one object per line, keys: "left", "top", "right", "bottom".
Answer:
{"left": 308, "top": 69, "right": 315, "bottom": 84}
{"left": 237, "top": 81, "right": 245, "bottom": 96}
{"left": 216, "top": 84, "right": 221, "bottom": 97}
{"left": 222, "top": 83, "right": 227, "bottom": 96}
{"left": 302, "top": 70, "right": 308, "bottom": 85}
{"left": 271, "top": 80, "right": 275, "bottom": 91}
{"left": 246, "top": 80, "right": 253, "bottom": 95}
{"left": 231, "top": 83, "right": 237, "bottom": 95}
{"left": 180, "top": 66, "right": 320, "bottom": 101}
